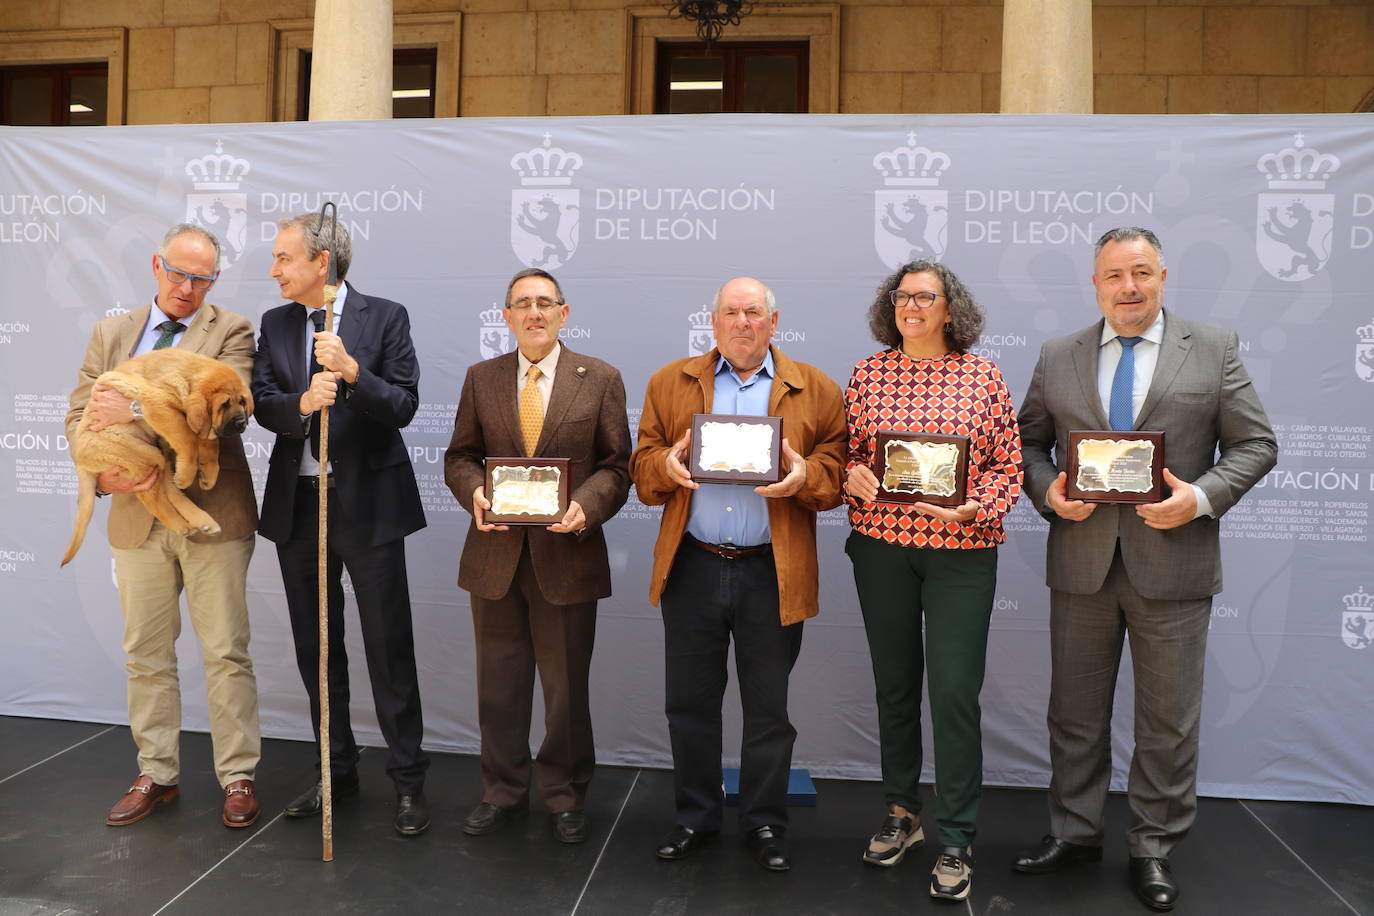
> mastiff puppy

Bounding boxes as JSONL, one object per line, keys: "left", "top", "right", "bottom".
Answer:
{"left": 62, "top": 349, "right": 252, "bottom": 565}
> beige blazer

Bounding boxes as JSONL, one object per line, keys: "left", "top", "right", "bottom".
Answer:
{"left": 65, "top": 303, "right": 259, "bottom": 549}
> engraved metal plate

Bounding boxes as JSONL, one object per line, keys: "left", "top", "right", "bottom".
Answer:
{"left": 483, "top": 457, "right": 572, "bottom": 524}
{"left": 689, "top": 413, "right": 783, "bottom": 485}
{"left": 1064, "top": 430, "right": 1165, "bottom": 504}
{"left": 873, "top": 430, "right": 969, "bottom": 507}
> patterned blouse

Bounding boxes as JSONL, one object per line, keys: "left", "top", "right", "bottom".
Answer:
{"left": 844, "top": 349, "right": 1023, "bottom": 549}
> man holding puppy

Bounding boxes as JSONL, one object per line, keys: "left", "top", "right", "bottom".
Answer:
{"left": 65, "top": 222, "right": 262, "bottom": 829}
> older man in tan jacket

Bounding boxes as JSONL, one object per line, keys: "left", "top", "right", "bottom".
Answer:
{"left": 631, "top": 277, "right": 845, "bottom": 872}
{"left": 66, "top": 223, "right": 261, "bottom": 830}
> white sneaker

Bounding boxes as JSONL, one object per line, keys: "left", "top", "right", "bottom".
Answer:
{"left": 930, "top": 845, "right": 973, "bottom": 901}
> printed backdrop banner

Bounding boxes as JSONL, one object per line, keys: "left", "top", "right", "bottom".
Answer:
{"left": 1, "top": 115, "right": 1370, "bottom": 805}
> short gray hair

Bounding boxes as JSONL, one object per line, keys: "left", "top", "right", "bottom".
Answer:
{"left": 159, "top": 223, "right": 221, "bottom": 272}
{"left": 712, "top": 280, "right": 777, "bottom": 314}
{"left": 277, "top": 212, "right": 353, "bottom": 280}
{"left": 1093, "top": 226, "right": 1165, "bottom": 268}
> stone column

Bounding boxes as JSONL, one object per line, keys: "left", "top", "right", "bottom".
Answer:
{"left": 1000, "top": 0, "right": 1093, "bottom": 113}
{"left": 309, "top": 0, "right": 394, "bottom": 121}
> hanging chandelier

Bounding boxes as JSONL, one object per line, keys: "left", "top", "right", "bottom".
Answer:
{"left": 665, "top": 0, "right": 754, "bottom": 43}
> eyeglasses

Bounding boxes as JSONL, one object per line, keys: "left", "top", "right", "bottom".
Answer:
{"left": 889, "top": 290, "right": 944, "bottom": 310}
{"left": 508, "top": 296, "right": 564, "bottom": 312}
{"left": 159, "top": 256, "right": 218, "bottom": 291}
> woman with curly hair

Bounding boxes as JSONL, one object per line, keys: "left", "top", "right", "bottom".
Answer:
{"left": 843, "top": 259, "right": 1022, "bottom": 901}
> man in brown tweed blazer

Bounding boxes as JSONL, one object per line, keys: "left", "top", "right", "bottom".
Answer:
{"left": 444, "top": 268, "right": 631, "bottom": 845}
{"left": 65, "top": 223, "right": 261, "bottom": 830}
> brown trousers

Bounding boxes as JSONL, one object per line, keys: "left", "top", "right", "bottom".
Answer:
{"left": 470, "top": 546, "right": 597, "bottom": 813}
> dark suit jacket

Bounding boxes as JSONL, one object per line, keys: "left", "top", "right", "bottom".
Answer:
{"left": 252, "top": 283, "right": 426, "bottom": 547}
{"left": 1018, "top": 310, "right": 1277, "bottom": 600}
{"left": 444, "top": 346, "right": 631, "bottom": 605}
{"left": 66, "top": 303, "right": 258, "bottom": 549}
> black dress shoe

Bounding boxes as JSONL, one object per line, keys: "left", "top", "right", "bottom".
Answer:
{"left": 747, "top": 825, "right": 791, "bottom": 872}
{"left": 462, "top": 799, "right": 528, "bottom": 836}
{"left": 395, "top": 792, "right": 431, "bottom": 837}
{"left": 1130, "top": 857, "right": 1178, "bottom": 911}
{"left": 284, "top": 773, "right": 360, "bottom": 818}
{"left": 551, "top": 811, "right": 587, "bottom": 844}
{"left": 1012, "top": 835, "right": 1104, "bottom": 873}
{"left": 655, "top": 824, "right": 717, "bottom": 860}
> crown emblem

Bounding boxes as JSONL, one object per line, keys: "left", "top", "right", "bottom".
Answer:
{"left": 1345, "top": 586, "right": 1374, "bottom": 612}
{"left": 479, "top": 305, "right": 506, "bottom": 325}
{"left": 688, "top": 307, "right": 714, "bottom": 330}
{"left": 185, "top": 140, "right": 250, "bottom": 191}
{"left": 105, "top": 303, "right": 129, "bottom": 317}
{"left": 1256, "top": 133, "right": 1340, "bottom": 191}
{"left": 1358, "top": 319, "right": 1374, "bottom": 343}
{"left": 510, "top": 134, "right": 583, "bottom": 187}
{"left": 873, "top": 131, "right": 950, "bottom": 188}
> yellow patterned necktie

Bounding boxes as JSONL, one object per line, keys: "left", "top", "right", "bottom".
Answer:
{"left": 519, "top": 364, "right": 544, "bottom": 456}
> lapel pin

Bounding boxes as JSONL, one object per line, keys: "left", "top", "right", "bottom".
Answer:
{"left": 576, "top": 366, "right": 586, "bottom": 377}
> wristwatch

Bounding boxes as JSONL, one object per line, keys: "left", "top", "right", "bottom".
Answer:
{"left": 129, "top": 399, "right": 143, "bottom": 420}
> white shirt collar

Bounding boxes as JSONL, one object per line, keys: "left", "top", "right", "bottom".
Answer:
{"left": 1099, "top": 308, "right": 1165, "bottom": 347}
{"left": 517, "top": 341, "right": 561, "bottom": 379}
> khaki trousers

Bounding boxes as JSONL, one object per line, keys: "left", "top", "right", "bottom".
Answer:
{"left": 112, "top": 522, "right": 260, "bottom": 787}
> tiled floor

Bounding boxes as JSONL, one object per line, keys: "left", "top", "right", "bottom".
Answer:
{"left": 0, "top": 716, "right": 1367, "bottom": 915}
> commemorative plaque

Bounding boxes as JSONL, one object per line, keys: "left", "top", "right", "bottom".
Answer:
{"left": 484, "top": 457, "right": 572, "bottom": 525}
{"left": 689, "top": 413, "right": 783, "bottom": 485}
{"left": 1064, "top": 430, "right": 1165, "bottom": 504}
{"left": 874, "top": 430, "right": 970, "bottom": 507}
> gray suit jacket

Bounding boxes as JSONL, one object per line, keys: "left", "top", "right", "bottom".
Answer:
{"left": 1018, "top": 311, "right": 1277, "bottom": 600}
{"left": 444, "top": 346, "right": 631, "bottom": 604}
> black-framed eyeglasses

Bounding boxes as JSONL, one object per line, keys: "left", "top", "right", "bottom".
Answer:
{"left": 508, "top": 296, "right": 564, "bottom": 312}
{"left": 159, "top": 255, "right": 218, "bottom": 291}
{"left": 889, "top": 290, "right": 943, "bottom": 310}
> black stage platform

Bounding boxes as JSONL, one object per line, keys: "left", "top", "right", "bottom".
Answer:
{"left": 0, "top": 716, "right": 1367, "bottom": 915}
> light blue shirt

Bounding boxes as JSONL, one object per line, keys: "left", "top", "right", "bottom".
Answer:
{"left": 133, "top": 299, "right": 198, "bottom": 356}
{"left": 685, "top": 352, "right": 775, "bottom": 546}
{"left": 299, "top": 284, "right": 348, "bottom": 477}
{"left": 1096, "top": 310, "right": 1212, "bottom": 519}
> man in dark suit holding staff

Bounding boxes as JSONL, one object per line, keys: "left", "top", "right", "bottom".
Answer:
{"left": 252, "top": 214, "right": 432, "bottom": 837}
{"left": 445, "top": 268, "right": 631, "bottom": 845}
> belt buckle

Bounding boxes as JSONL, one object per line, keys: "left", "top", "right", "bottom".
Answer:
{"left": 716, "top": 543, "right": 743, "bottom": 560}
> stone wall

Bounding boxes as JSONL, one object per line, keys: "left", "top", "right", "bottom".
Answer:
{"left": 1, "top": 0, "right": 1370, "bottom": 122}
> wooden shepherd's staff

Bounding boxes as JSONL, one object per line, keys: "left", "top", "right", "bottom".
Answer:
{"left": 314, "top": 202, "right": 339, "bottom": 863}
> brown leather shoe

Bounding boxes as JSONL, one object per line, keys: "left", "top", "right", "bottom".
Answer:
{"left": 106, "top": 775, "right": 179, "bottom": 826}
{"left": 222, "top": 779, "right": 260, "bottom": 828}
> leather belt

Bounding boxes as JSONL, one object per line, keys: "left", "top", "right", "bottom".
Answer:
{"left": 301, "top": 474, "right": 335, "bottom": 490}
{"left": 684, "top": 533, "right": 771, "bottom": 560}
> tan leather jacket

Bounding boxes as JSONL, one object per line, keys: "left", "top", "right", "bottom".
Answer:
{"left": 630, "top": 346, "right": 846, "bottom": 625}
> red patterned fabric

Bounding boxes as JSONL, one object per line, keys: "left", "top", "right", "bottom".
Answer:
{"left": 844, "top": 349, "right": 1023, "bottom": 549}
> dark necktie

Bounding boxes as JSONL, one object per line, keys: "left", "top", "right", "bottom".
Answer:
{"left": 153, "top": 320, "right": 185, "bottom": 350}
{"left": 308, "top": 309, "right": 326, "bottom": 459}
{"left": 1109, "top": 336, "right": 1143, "bottom": 431}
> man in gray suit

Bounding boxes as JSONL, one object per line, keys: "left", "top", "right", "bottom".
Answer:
{"left": 1012, "top": 227, "right": 1277, "bottom": 912}
{"left": 445, "top": 268, "right": 631, "bottom": 845}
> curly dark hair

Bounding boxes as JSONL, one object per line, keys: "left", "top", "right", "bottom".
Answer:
{"left": 866, "top": 260, "right": 983, "bottom": 353}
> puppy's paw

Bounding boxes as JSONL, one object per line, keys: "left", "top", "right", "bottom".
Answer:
{"left": 198, "top": 467, "right": 220, "bottom": 489}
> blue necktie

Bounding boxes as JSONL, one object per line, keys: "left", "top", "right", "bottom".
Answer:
{"left": 1109, "top": 336, "right": 1143, "bottom": 431}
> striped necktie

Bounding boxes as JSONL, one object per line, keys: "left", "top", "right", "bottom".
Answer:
{"left": 519, "top": 364, "right": 544, "bottom": 457}
{"left": 152, "top": 320, "right": 185, "bottom": 350}
{"left": 1109, "top": 336, "right": 1143, "bottom": 431}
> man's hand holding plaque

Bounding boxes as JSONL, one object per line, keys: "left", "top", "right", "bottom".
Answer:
{"left": 483, "top": 457, "right": 572, "bottom": 525}
{"left": 1064, "top": 430, "right": 1165, "bottom": 504}
{"left": 689, "top": 413, "right": 783, "bottom": 485}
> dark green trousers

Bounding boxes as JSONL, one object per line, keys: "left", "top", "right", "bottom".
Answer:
{"left": 845, "top": 530, "right": 997, "bottom": 848}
